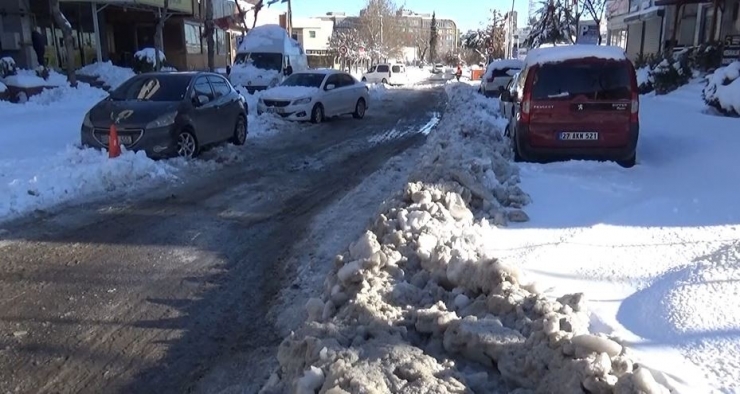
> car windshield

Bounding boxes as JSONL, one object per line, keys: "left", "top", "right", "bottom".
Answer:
{"left": 109, "top": 74, "right": 191, "bottom": 102}
{"left": 281, "top": 73, "right": 326, "bottom": 88}
{"left": 531, "top": 61, "right": 632, "bottom": 100}
{"left": 234, "top": 52, "right": 283, "bottom": 70}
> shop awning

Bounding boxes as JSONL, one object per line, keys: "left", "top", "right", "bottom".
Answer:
{"left": 624, "top": 6, "right": 665, "bottom": 23}
{"left": 59, "top": 0, "right": 193, "bottom": 15}
{"left": 654, "top": 0, "right": 711, "bottom": 6}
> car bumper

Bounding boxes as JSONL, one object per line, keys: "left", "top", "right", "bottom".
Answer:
{"left": 257, "top": 102, "right": 313, "bottom": 121}
{"left": 516, "top": 123, "right": 639, "bottom": 161}
{"left": 80, "top": 124, "right": 178, "bottom": 158}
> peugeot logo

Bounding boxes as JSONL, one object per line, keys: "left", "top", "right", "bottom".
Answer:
{"left": 577, "top": 104, "right": 584, "bottom": 111}
{"left": 111, "top": 109, "right": 134, "bottom": 123}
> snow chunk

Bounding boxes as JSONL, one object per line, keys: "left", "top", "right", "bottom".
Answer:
{"left": 2, "top": 74, "right": 50, "bottom": 88}
{"left": 525, "top": 45, "right": 627, "bottom": 67}
{"left": 0, "top": 81, "right": 6, "bottom": 93}
{"left": 296, "top": 366, "right": 325, "bottom": 394}
{"left": 133, "top": 48, "right": 165, "bottom": 64}
{"left": 77, "top": 61, "right": 135, "bottom": 89}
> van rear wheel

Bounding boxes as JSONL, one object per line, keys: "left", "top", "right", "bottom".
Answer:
{"left": 381, "top": 78, "right": 388, "bottom": 84}
{"left": 617, "top": 152, "right": 636, "bottom": 168}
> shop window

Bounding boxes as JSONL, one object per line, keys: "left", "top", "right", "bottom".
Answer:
{"left": 309, "top": 30, "right": 316, "bottom": 38}
{"left": 185, "top": 22, "right": 202, "bottom": 54}
{"left": 216, "top": 29, "right": 227, "bottom": 55}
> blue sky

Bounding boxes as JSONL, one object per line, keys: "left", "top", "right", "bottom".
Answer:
{"left": 268, "top": 0, "right": 531, "bottom": 32}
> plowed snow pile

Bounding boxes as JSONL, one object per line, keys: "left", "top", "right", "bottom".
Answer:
{"left": 259, "top": 84, "right": 673, "bottom": 394}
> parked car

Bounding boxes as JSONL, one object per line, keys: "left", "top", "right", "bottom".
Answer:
{"left": 432, "top": 63, "right": 445, "bottom": 74}
{"left": 498, "top": 70, "right": 521, "bottom": 133}
{"left": 479, "top": 59, "right": 524, "bottom": 97}
{"left": 501, "top": 45, "right": 639, "bottom": 167}
{"left": 361, "top": 63, "right": 407, "bottom": 85}
{"left": 257, "top": 69, "right": 369, "bottom": 123}
{"left": 81, "top": 72, "right": 248, "bottom": 159}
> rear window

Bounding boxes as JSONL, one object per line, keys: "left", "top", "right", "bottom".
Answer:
{"left": 391, "top": 65, "right": 404, "bottom": 73}
{"left": 491, "top": 67, "right": 519, "bottom": 78}
{"left": 377, "top": 65, "right": 389, "bottom": 72}
{"left": 531, "top": 61, "right": 632, "bottom": 100}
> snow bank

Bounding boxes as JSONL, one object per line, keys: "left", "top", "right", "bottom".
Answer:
{"left": 260, "top": 84, "right": 672, "bottom": 393}
{"left": 525, "top": 45, "right": 626, "bottom": 67}
{"left": 229, "top": 63, "right": 281, "bottom": 88}
{"left": 0, "top": 81, "right": 6, "bottom": 93}
{"left": 262, "top": 86, "right": 320, "bottom": 100}
{"left": 702, "top": 61, "right": 740, "bottom": 115}
{"left": 2, "top": 73, "right": 51, "bottom": 88}
{"left": 78, "top": 61, "right": 136, "bottom": 89}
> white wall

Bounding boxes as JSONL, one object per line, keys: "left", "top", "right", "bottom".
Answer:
{"left": 292, "top": 17, "right": 334, "bottom": 51}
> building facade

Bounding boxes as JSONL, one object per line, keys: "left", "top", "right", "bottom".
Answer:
{"left": 291, "top": 17, "right": 335, "bottom": 67}
{"left": 0, "top": 0, "right": 243, "bottom": 72}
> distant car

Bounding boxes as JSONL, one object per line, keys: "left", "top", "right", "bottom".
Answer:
{"left": 502, "top": 45, "right": 639, "bottom": 167}
{"left": 257, "top": 69, "right": 369, "bottom": 123}
{"left": 361, "top": 63, "right": 407, "bottom": 85}
{"left": 432, "top": 63, "right": 445, "bottom": 74}
{"left": 81, "top": 72, "right": 248, "bottom": 159}
{"left": 480, "top": 59, "right": 524, "bottom": 97}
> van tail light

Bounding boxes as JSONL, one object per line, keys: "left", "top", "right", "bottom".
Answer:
{"left": 630, "top": 92, "right": 639, "bottom": 122}
{"left": 520, "top": 90, "right": 532, "bottom": 124}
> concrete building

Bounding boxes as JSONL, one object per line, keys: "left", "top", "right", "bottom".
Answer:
{"left": 291, "top": 17, "right": 335, "bottom": 67}
{"left": 0, "top": 0, "right": 245, "bottom": 71}
{"left": 607, "top": 0, "right": 739, "bottom": 62}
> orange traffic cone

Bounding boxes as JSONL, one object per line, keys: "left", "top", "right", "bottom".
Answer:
{"left": 108, "top": 124, "right": 121, "bottom": 158}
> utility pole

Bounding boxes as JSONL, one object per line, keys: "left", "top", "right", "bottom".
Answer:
{"left": 287, "top": 0, "right": 293, "bottom": 36}
{"left": 509, "top": 0, "right": 516, "bottom": 58}
{"left": 380, "top": 15, "right": 384, "bottom": 44}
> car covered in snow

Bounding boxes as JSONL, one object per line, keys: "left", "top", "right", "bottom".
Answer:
{"left": 228, "top": 24, "right": 309, "bottom": 94}
{"left": 502, "top": 45, "right": 639, "bottom": 167}
{"left": 479, "top": 59, "right": 524, "bottom": 97}
{"left": 257, "top": 69, "right": 369, "bottom": 123}
{"left": 81, "top": 71, "right": 248, "bottom": 159}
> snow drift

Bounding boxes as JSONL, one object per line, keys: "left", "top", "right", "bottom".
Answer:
{"left": 259, "top": 84, "right": 673, "bottom": 393}
{"left": 702, "top": 61, "right": 740, "bottom": 116}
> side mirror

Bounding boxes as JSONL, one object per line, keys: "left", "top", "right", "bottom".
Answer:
{"left": 194, "top": 94, "right": 209, "bottom": 106}
{"left": 325, "top": 84, "right": 336, "bottom": 91}
{"left": 500, "top": 90, "right": 511, "bottom": 101}
{"left": 226, "top": 65, "right": 231, "bottom": 76}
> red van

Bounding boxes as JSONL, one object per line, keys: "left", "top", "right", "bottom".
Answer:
{"left": 502, "top": 46, "right": 639, "bottom": 167}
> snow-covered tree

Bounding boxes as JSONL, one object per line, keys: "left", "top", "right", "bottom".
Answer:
{"left": 525, "top": 0, "right": 576, "bottom": 48}
{"left": 354, "top": 0, "right": 404, "bottom": 60}
{"left": 462, "top": 10, "right": 506, "bottom": 60}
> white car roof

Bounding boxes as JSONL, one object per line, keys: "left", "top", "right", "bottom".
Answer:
{"left": 524, "top": 45, "right": 628, "bottom": 67}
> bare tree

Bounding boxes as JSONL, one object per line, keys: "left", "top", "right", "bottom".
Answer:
{"left": 49, "top": 0, "right": 77, "bottom": 86}
{"left": 462, "top": 9, "right": 507, "bottom": 60}
{"left": 412, "top": 30, "right": 429, "bottom": 62}
{"left": 203, "top": 0, "right": 215, "bottom": 71}
{"left": 579, "top": 0, "right": 607, "bottom": 44}
{"left": 356, "top": 0, "right": 403, "bottom": 60}
{"left": 154, "top": 0, "right": 169, "bottom": 71}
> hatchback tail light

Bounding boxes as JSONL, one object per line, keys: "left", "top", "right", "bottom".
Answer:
{"left": 630, "top": 92, "right": 639, "bottom": 122}
{"left": 520, "top": 90, "right": 532, "bottom": 124}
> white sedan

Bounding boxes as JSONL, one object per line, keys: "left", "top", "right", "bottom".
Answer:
{"left": 257, "top": 69, "right": 369, "bottom": 123}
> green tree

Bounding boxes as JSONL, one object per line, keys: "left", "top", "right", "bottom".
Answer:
{"left": 429, "top": 11, "right": 438, "bottom": 62}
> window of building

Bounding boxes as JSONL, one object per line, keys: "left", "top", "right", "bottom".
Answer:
{"left": 215, "top": 29, "right": 227, "bottom": 55}
{"left": 185, "top": 22, "right": 202, "bottom": 54}
{"left": 309, "top": 30, "right": 316, "bottom": 38}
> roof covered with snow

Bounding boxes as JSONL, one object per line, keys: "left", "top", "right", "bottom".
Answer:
{"left": 238, "top": 24, "right": 294, "bottom": 53}
{"left": 524, "top": 45, "right": 627, "bottom": 67}
{"left": 486, "top": 59, "right": 525, "bottom": 72}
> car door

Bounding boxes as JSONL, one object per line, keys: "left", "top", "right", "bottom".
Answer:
{"left": 190, "top": 76, "right": 219, "bottom": 145}
{"left": 207, "top": 75, "right": 237, "bottom": 140}
{"left": 511, "top": 67, "right": 529, "bottom": 139}
{"left": 322, "top": 74, "right": 342, "bottom": 116}
{"left": 337, "top": 73, "right": 359, "bottom": 114}
{"left": 376, "top": 65, "right": 390, "bottom": 82}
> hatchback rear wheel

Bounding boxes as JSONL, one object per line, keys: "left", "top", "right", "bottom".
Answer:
{"left": 617, "top": 152, "right": 636, "bottom": 168}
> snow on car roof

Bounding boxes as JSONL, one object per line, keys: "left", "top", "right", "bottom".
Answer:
{"left": 486, "top": 59, "right": 524, "bottom": 72}
{"left": 238, "top": 24, "right": 291, "bottom": 53}
{"left": 524, "top": 45, "right": 627, "bottom": 67}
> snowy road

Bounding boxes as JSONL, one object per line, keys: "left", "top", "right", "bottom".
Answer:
{"left": 0, "top": 85, "right": 446, "bottom": 393}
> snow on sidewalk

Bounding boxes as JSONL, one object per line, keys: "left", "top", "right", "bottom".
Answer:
{"left": 487, "top": 81, "right": 740, "bottom": 393}
{"left": 260, "top": 83, "right": 674, "bottom": 394}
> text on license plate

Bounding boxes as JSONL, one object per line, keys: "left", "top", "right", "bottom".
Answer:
{"left": 559, "top": 132, "right": 598, "bottom": 140}
{"left": 100, "top": 135, "right": 133, "bottom": 144}
{"left": 267, "top": 107, "right": 285, "bottom": 114}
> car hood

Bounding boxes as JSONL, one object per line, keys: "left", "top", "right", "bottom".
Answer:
{"left": 261, "top": 86, "right": 319, "bottom": 101}
{"left": 88, "top": 100, "right": 179, "bottom": 128}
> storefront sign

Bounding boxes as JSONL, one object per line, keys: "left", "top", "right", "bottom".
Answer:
{"left": 577, "top": 24, "right": 600, "bottom": 45}
{"left": 722, "top": 35, "right": 740, "bottom": 66}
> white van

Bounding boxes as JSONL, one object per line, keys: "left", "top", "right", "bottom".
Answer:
{"left": 228, "top": 24, "right": 309, "bottom": 94}
{"left": 361, "top": 63, "right": 407, "bottom": 85}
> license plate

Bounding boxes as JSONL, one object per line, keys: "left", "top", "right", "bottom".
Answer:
{"left": 266, "top": 107, "right": 285, "bottom": 114}
{"left": 559, "top": 132, "right": 598, "bottom": 140}
{"left": 100, "top": 135, "right": 133, "bottom": 144}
